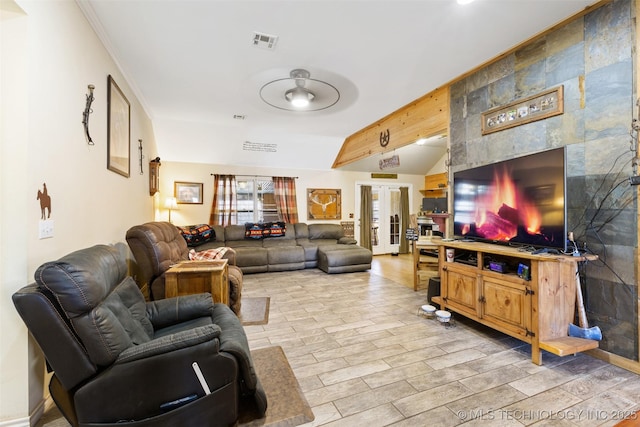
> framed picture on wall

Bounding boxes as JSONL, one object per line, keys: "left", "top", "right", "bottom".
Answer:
{"left": 175, "top": 181, "right": 203, "bottom": 204}
{"left": 107, "top": 75, "right": 131, "bottom": 177}
{"left": 481, "top": 86, "right": 564, "bottom": 135}
{"left": 307, "top": 188, "right": 341, "bottom": 220}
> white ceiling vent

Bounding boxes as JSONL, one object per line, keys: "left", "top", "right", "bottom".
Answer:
{"left": 252, "top": 32, "right": 278, "bottom": 50}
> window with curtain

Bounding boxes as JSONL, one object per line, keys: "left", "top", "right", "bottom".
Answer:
{"left": 210, "top": 175, "right": 298, "bottom": 225}
{"left": 272, "top": 176, "right": 299, "bottom": 223}
{"left": 209, "top": 174, "right": 237, "bottom": 226}
{"left": 236, "top": 177, "right": 278, "bottom": 223}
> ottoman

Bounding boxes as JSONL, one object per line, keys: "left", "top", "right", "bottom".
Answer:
{"left": 317, "top": 246, "right": 372, "bottom": 273}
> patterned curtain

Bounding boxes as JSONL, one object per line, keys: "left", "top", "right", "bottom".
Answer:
{"left": 272, "top": 176, "right": 299, "bottom": 223}
{"left": 209, "top": 174, "right": 237, "bottom": 226}
{"left": 360, "top": 185, "right": 372, "bottom": 250}
{"left": 399, "top": 187, "right": 410, "bottom": 254}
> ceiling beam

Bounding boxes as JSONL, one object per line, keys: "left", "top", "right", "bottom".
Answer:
{"left": 332, "top": 85, "right": 449, "bottom": 169}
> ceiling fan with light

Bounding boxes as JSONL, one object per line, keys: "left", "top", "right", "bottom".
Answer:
{"left": 260, "top": 68, "right": 340, "bottom": 112}
{"left": 284, "top": 69, "right": 315, "bottom": 107}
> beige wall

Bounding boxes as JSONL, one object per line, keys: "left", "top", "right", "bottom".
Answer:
{"left": 0, "top": 2, "right": 428, "bottom": 423}
{"left": 0, "top": 1, "right": 440, "bottom": 424}
{"left": 159, "top": 161, "right": 426, "bottom": 228}
{"left": 1, "top": 2, "right": 31, "bottom": 423}
{"left": 1, "top": 0, "right": 158, "bottom": 423}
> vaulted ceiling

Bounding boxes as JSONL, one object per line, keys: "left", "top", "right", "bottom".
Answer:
{"left": 79, "top": 0, "right": 597, "bottom": 174}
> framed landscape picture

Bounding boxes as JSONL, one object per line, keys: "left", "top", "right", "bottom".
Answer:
{"left": 175, "top": 181, "right": 203, "bottom": 204}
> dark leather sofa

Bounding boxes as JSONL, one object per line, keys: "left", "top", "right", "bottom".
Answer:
{"left": 12, "top": 244, "right": 266, "bottom": 426}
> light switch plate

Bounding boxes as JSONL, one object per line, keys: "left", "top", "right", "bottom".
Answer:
{"left": 39, "top": 220, "right": 54, "bottom": 239}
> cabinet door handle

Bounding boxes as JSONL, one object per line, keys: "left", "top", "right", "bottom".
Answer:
{"left": 478, "top": 296, "right": 486, "bottom": 303}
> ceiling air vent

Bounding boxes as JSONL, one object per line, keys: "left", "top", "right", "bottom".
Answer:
{"left": 252, "top": 32, "right": 278, "bottom": 50}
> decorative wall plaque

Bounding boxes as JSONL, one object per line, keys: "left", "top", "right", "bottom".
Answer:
{"left": 481, "top": 86, "right": 564, "bottom": 135}
{"left": 307, "top": 188, "right": 341, "bottom": 220}
{"left": 379, "top": 154, "right": 400, "bottom": 170}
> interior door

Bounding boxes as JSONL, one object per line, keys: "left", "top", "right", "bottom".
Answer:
{"left": 356, "top": 183, "right": 408, "bottom": 255}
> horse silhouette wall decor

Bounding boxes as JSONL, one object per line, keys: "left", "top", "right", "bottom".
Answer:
{"left": 37, "top": 183, "right": 51, "bottom": 219}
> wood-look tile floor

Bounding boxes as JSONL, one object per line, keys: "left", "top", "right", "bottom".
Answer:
{"left": 242, "top": 255, "right": 640, "bottom": 427}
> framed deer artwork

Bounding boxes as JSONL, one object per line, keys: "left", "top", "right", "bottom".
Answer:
{"left": 307, "top": 188, "right": 341, "bottom": 220}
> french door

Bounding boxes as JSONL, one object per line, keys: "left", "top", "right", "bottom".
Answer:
{"left": 355, "top": 183, "right": 412, "bottom": 255}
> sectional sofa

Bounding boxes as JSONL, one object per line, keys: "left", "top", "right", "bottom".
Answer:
{"left": 190, "top": 222, "right": 372, "bottom": 274}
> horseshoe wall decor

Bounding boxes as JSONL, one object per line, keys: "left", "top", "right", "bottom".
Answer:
{"left": 379, "top": 129, "right": 390, "bottom": 147}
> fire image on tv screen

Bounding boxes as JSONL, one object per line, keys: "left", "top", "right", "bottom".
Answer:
{"left": 453, "top": 148, "right": 566, "bottom": 250}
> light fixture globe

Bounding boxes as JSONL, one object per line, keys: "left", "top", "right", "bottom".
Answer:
{"left": 285, "top": 87, "right": 315, "bottom": 107}
{"left": 284, "top": 69, "right": 315, "bottom": 107}
{"left": 260, "top": 68, "right": 339, "bottom": 112}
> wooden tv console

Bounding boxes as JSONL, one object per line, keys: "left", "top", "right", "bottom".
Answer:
{"left": 433, "top": 240, "right": 599, "bottom": 365}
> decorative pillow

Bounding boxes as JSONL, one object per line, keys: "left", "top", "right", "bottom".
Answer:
{"left": 264, "top": 221, "right": 286, "bottom": 238}
{"left": 245, "top": 223, "right": 265, "bottom": 239}
{"left": 177, "top": 224, "right": 215, "bottom": 247}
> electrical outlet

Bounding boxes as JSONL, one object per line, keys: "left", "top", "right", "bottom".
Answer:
{"left": 39, "top": 220, "right": 54, "bottom": 239}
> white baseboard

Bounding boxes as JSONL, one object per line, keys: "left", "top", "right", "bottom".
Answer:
{"left": 0, "top": 396, "right": 47, "bottom": 427}
{"left": 0, "top": 415, "right": 29, "bottom": 427}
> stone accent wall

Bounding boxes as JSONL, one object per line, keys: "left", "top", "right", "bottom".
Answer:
{"left": 449, "top": 0, "right": 638, "bottom": 360}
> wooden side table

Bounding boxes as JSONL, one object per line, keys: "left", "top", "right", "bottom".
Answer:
{"left": 165, "top": 260, "right": 229, "bottom": 305}
{"left": 413, "top": 239, "right": 440, "bottom": 291}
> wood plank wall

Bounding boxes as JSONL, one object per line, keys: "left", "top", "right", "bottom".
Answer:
{"left": 331, "top": 86, "right": 449, "bottom": 169}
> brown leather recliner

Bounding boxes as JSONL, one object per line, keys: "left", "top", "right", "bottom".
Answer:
{"left": 125, "top": 221, "right": 242, "bottom": 313}
{"left": 12, "top": 244, "right": 266, "bottom": 427}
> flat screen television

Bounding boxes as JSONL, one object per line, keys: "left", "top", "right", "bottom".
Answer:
{"left": 453, "top": 147, "right": 566, "bottom": 252}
